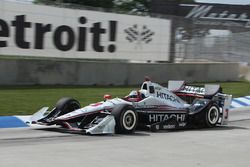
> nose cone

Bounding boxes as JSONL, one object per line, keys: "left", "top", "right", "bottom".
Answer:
{"left": 55, "top": 108, "right": 83, "bottom": 121}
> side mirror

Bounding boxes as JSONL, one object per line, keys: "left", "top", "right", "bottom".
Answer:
{"left": 103, "top": 94, "right": 112, "bottom": 101}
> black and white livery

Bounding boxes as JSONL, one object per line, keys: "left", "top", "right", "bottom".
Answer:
{"left": 31, "top": 79, "right": 232, "bottom": 134}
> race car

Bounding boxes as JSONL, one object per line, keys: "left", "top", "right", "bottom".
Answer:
{"left": 31, "top": 78, "right": 232, "bottom": 134}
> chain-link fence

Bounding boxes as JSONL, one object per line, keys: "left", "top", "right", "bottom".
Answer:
{"left": 175, "top": 31, "right": 250, "bottom": 63}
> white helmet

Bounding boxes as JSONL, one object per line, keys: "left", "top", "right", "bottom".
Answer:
{"left": 127, "top": 90, "right": 139, "bottom": 98}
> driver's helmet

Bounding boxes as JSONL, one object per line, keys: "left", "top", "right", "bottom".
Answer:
{"left": 127, "top": 90, "right": 139, "bottom": 98}
{"left": 139, "top": 89, "right": 149, "bottom": 99}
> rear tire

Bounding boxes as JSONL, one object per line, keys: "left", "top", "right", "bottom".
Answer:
{"left": 205, "top": 104, "right": 220, "bottom": 128}
{"left": 111, "top": 105, "right": 138, "bottom": 134}
{"left": 55, "top": 97, "right": 81, "bottom": 116}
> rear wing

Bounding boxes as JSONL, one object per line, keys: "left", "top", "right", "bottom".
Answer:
{"left": 168, "top": 80, "right": 232, "bottom": 125}
{"left": 168, "top": 80, "right": 221, "bottom": 97}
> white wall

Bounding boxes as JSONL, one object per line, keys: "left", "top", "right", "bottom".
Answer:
{"left": 0, "top": 1, "right": 171, "bottom": 61}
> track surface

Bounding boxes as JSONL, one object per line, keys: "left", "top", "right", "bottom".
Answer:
{"left": 1, "top": 111, "right": 250, "bottom": 167}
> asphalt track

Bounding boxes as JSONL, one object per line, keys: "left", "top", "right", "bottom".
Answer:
{"left": 1, "top": 110, "right": 250, "bottom": 167}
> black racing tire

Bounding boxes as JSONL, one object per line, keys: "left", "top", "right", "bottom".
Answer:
{"left": 111, "top": 105, "right": 138, "bottom": 134}
{"left": 55, "top": 97, "right": 81, "bottom": 116}
{"left": 204, "top": 103, "right": 220, "bottom": 128}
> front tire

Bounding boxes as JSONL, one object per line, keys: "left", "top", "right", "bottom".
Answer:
{"left": 55, "top": 97, "right": 81, "bottom": 116}
{"left": 112, "top": 105, "right": 138, "bottom": 134}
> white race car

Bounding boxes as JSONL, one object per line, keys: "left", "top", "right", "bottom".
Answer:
{"left": 31, "top": 78, "right": 232, "bottom": 134}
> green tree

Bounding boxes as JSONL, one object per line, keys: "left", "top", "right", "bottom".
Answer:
{"left": 180, "top": 0, "right": 195, "bottom": 3}
{"left": 114, "top": 0, "right": 149, "bottom": 13}
{"left": 34, "top": 0, "right": 195, "bottom": 13}
{"left": 34, "top": 0, "right": 114, "bottom": 8}
{"left": 64, "top": 0, "right": 114, "bottom": 8}
{"left": 34, "top": 0, "right": 149, "bottom": 12}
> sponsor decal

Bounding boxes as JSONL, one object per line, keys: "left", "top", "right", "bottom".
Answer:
{"left": 0, "top": 15, "right": 118, "bottom": 52}
{"left": 153, "top": 122, "right": 186, "bottom": 130}
{"left": 182, "top": 86, "right": 205, "bottom": 94}
{"left": 156, "top": 91, "right": 181, "bottom": 103}
{"left": 124, "top": 24, "right": 155, "bottom": 48}
{"left": 184, "top": 4, "right": 250, "bottom": 28}
{"left": 149, "top": 113, "right": 186, "bottom": 123}
{"left": 154, "top": 86, "right": 162, "bottom": 91}
{"left": 0, "top": 15, "right": 159, "bottom": 52}
{"left": 162, "top": 124, "right": 176, "bottom": 129}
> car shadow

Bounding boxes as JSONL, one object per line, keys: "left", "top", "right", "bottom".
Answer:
{"left": 34, "top": 127, "right": 151, "bottom": 136}
{"left": 33, "top": 124, "right": 249, "bottom": 136}
{"left": 34, "top": 127, "right": 86, "bottom": 135}
{"left": 155, "top": 125, "right": 249, "bottom": 133}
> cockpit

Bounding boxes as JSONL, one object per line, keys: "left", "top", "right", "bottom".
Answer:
{"left": 123, "top": 79, "right": 155, "bottom": 102}
{"left": 123, "top": 89, "right": 149, "bottom": 102}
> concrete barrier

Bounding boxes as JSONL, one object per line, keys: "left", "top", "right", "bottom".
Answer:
{"left": 0, "top": 59, "right": 239, "bottom": 85}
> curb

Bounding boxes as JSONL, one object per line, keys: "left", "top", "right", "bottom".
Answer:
{"left": 231, "top": 96, "right": 250, "bottom": 108}
{"left": 0, "top": 116, "right": 29, "bottom": 128}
